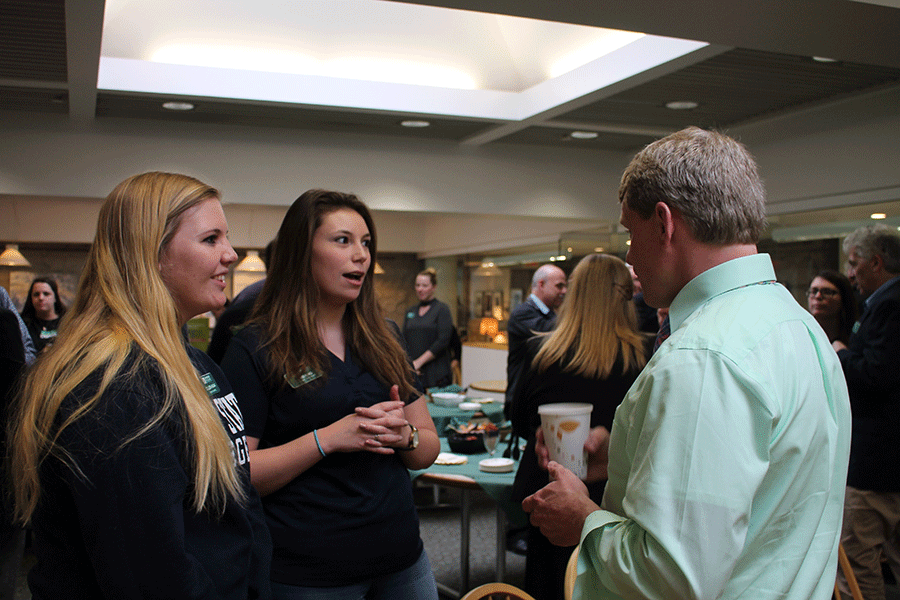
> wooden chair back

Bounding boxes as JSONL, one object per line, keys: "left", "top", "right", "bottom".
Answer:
{"left": 460, "top": 582, "right": 537, "bottom": 600}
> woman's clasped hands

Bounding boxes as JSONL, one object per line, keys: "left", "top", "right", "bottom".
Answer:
{"left": 320, "top": 385, "right": 411, "bottom": 455}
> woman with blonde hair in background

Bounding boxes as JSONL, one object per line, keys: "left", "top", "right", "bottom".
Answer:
{"left": 221, "top": 189, "right": 440, "bottom": 599}
{"left": 8, "top": 172, "right": 271, "bottom": 599}
{"left": 509, "top": 253, "right": 650, "bottom": 600}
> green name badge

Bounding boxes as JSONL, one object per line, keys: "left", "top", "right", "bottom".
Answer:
{"left": 285, "top": 368, "right": 322, "bottom": 389}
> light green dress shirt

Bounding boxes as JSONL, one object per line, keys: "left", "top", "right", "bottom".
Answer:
{"left": 575, "top": 254, "right": 851, "bottom": 600}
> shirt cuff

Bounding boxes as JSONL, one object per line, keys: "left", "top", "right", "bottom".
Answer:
{"left": 580, "top": 509, "right": 623, "bottom": 545}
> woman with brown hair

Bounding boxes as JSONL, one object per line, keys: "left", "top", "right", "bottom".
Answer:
{"left": 20, "top": 276, "right": 67, "bottom": 352}
{"left": 403, "top": 267, "right": 454, "bottom": 388}
{"left": 509, "top": 253, "right": 650, "bottom": 600}
{"left": 8, "top": 172, "right": 271, "bottom": 599}
{"left": 806, "top": 269, "right": 858, "bottom": 345}
{"left": 221, "top": 189, "right": 440, "bottom": 599}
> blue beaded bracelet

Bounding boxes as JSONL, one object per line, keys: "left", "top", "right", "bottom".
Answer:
{"left": 313, "top": 429, "right": 327, "bottom": 458}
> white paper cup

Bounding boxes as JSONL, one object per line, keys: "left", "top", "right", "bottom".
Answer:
{"left": 538, "top": 402, "right": 593, "bottom": 479}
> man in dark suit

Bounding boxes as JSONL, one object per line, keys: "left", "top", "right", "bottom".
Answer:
{"left": 834, "top": 224, "right": 900, "bottom": 600}
{"left": 502, "top": 263, "right": 567, "bottom": 553}
{"left": 505, "top": 263, "right": 567, "bottom": 419}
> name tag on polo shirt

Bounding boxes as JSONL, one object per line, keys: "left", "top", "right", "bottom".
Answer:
{"left": 285, "top": 368, "right": 322, "bottom": 389}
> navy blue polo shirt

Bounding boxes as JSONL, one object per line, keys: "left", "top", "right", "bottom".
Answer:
{"left": 221, "top": 326, "right": 423, "bottom": 586}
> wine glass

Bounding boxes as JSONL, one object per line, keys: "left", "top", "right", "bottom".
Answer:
{"left": 482, "top": 427, "right": 500, "bottom": 456}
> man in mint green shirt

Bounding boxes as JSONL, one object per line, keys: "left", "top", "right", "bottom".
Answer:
{"left": 523, "top": 127, "right": 851, "bottom": 600}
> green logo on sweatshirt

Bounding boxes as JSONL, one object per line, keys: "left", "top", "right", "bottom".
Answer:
{"left": 200, "top": 372, "right": 220, "bottom": 396}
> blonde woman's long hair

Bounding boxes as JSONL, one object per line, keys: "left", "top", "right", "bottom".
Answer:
{"left": 249, "top": 189, "right": 417, "bottom": 400}
{"left": 532, "top": 254, "right": 647, "bottom": 379}
{"left": 10, "top": 172, "right": 243, "bottom": 524}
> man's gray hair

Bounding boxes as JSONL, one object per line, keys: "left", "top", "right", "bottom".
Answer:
{"left": 619, "top": 127, "right": 767, "bottom": 245}
{"left": 843, "top": 224, "right": 900, "bottom": 274}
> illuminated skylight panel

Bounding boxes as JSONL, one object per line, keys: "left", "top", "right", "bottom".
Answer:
{"left": 151, "top": 44, "right": 318, "bottom": 76}
{"left": 99, "top": 0, "right": 707, "bottom": 119}
{"left": 549, "top": 31, "right": 646, "bottom": 78}
{"left": 150, "top": 45, "right": 478, "bottom": 89}
{"left": 107, "top": 0, "right": 646, "bottom": 93}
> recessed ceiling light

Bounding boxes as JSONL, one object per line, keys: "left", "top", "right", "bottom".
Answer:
{"left": 812, "top": 56, "right": 838, "bottom": 63}
{"left": 401, "top": 120, "right": 430, "bottom": 128}
{"left": 162, "top": 101, "right": 195, "bottom": 111}
{"left": 871, "top": 213, "right": 887, "bottom": 220}
{"left": 665, "top": 101, "right": 699, "bottom": 110}
{"left": 570, "top": 131, "right": 598, "bottom": 139}
{"left": 594, "top": 247, "right": 604, "bottom": 252}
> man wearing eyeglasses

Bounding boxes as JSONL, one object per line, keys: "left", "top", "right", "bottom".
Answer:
{"left": 833, "top": 224, "right": 900, "bottom": 600}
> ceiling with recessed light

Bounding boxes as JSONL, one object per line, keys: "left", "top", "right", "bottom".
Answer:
{"left": 1, "top": 0, "right": 899, "bottom": 260}
{"left": 2, "top": 0, "right": 899, "bottom": 152}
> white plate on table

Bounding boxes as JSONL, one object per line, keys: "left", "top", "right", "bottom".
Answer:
{"left": 479, "top": 457, "right": 514, "bottom": 473}
{"left": 457, "top": 402, "right": 481, "bottom": 411}
{"left": 432, "top": 392, "right": 465, "bottom": 407}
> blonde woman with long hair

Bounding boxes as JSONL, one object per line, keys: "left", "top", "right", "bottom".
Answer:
{"left": 220, "top": 189, "right": 440, "bottom": 599}
{"left": 8, "top": 172, "right": 271, "bottom": 599}
{"left": 509, "top": 253, "right": 650, "bottom": 600}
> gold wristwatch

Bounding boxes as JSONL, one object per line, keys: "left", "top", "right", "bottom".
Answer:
{"left": 405, "top": 422, "right": 419, "bottom": 450}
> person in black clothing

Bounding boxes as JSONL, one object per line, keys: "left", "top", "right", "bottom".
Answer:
{"left": 20, "top": 276, "right": 66, "bottom": 352}
{"left": 7, "top": 172, "right": 271, "bottom": 600}
{"left": 403, "top": 267, "right": 454, "bottom": 389}
{"left": 505, "top": 263, "right": 567, "bottom": 420}
{"left": 0, "top": 286, "right": 36, "bottom": 364}
{"left": 207, "top": 239, "right": 276, "bottom": 363}
{"left": 221, "top": 189, "right": 440, "bottom": 599}
{"left": 0, "top": 308, "right": 26, "bottom": 600}
{"left": 833, "top": 224, "right": 900, "bottom": 600}
{"left": 509, "top": 254, "right": 649, "bottom": 600}
{"left": 628, "top": 263, "right": 659, "bottom": 334}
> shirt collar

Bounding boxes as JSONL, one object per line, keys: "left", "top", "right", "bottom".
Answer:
{"left": 529, "top": 293, "right": 552, "bottom": 315}
{"left": 669, "top": 253, "right": 777, "bottom": 332}
{"left": 865, "top": 275, "right": 900, "bottom": 307}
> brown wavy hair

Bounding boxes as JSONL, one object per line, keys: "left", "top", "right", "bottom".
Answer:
{"left": 249, "top": 189, "right": 417, "bottom": 399}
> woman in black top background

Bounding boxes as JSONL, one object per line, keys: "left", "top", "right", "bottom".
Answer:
{"left": 20, "top": 277, "right": 66, "bottom": 352}
{"left": 403, "top": 267, "right": 453, "bottom": 388}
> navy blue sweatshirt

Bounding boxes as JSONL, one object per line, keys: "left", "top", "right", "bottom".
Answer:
{"left": 27, "top": 345, "right": 271, "bottom": 599}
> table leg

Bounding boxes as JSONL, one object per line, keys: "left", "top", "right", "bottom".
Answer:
{"left": 460, "top": 488, "right": 470, "bottom": 594}
{"left": 496, "top": 504, "right": 506, "bottom": 581}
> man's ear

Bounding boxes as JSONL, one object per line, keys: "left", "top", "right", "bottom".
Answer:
{"left": 654, "top": 201, "right": 675, "bottom": 244}
{"left": 871, "top": 253, "right": 884, "bottom": 273}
